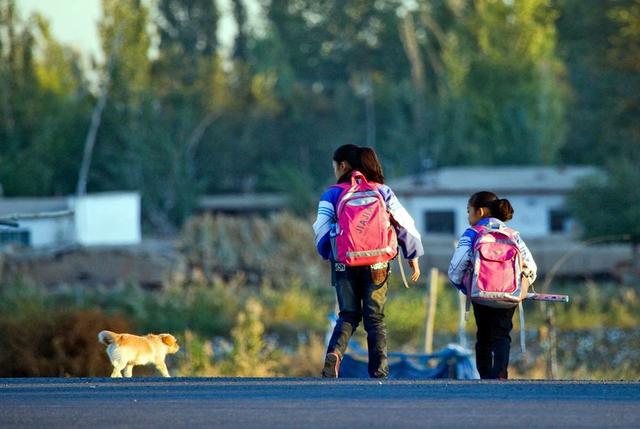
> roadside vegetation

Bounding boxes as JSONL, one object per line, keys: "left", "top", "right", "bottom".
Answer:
{"left": 0, "top": 214, "right": 637, "bottom": 379}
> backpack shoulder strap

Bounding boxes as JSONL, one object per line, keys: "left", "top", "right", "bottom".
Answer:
{"left": 519, "top": 301, "right": 526, "bottom": 353}
{"left": 471, "top": 224, "right": 488, "bottom": 237}
{"left": 470, "top": 224, "right": 489, "bottom": 249}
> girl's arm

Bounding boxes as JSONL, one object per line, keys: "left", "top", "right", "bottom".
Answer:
{"left": 312, "top": 187, "right": 342, "bottom": 260}
{"left": 448, "top": 229, "right": 476, "bottom": 292}
{"left": 381, "top": 186, "right": 424, "bottom": 260}
{"left": 516, "top": 235, "right": 538, "bottom": 284}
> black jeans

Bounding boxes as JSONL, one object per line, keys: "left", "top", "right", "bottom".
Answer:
{"left": 472, "top": 302, "right": 516, "bottom": 379}
{"left": 326, "top": 262, "right": 389, "bottom": 378}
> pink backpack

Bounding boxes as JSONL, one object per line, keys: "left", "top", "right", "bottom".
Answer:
{"left": 465, "top": 225, "right": 530, "bottom": 308}
{"left": 464, "top": 224, "right": 533, "bottom": 352}
{"left": 333, "top": 171, "right": 398, "bottom": 266}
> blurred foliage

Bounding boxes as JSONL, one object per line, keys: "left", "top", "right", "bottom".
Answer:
{"left": 0, "top": 307, "right": 131, "bottom": 377}
{"left": 568, "top": 157, "right": 640, "bottom": 280}
{"left": 547, "top": 281, "right": 640, "bottom": 330}
{"left": 554, "top": 0, "right": 640, "bottom": 165}
{"left": 568, "top": 158, "right": 640, "bottom": 245}
{"left": 217, "top": 298, "right": 279, "bottom": 376}
{"left": 2, "top": 0, "right": 637, "bottom": 231}
{"left": 174, "top": 329, "right": 218, "bottom": 376}
{"left": 0, "top": 276, "right": 638, "bottom": 378}
{"left": 180, "top": 213, "right": 327, "bottom": 288}
{"left": 1, "top": 213, "right": 638, "bottom": 379}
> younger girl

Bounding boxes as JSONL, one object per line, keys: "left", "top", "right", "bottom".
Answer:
{"left": 313, "top": 144, "right": 423, "bottom": 378}
{"left": 448, "top": 191, "right": 537, "bottom": 379}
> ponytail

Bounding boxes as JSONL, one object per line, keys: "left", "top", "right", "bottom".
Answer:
{"left": 490, "top": 198, "right": 514, "bottom": 222}
{"left": 468, "top": 191, "right": 514, "bottom": 222}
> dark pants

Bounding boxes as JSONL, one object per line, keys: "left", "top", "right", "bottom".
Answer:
{"left": 327, "top": 263, "right": 389, "bottom": 378}
{"left": 472, "top": 302, "right": 516, "bottom": 379}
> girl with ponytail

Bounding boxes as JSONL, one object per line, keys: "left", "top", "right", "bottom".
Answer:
{"left": 312, "top": 144, "right": 423, "bottom": 378}
{"left": 448, "top": 191, "right": 537, "bottom": 379}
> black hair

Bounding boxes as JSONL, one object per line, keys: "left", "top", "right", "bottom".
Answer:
{"left": 333, "top": 144, "right": 385, "bottom": 184}
{"left": 468, "top": 191, "right": 514, "bottom": 222}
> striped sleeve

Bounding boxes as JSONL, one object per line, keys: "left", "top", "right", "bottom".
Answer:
{"left": 516, "top": 233, "right": 538, "bottom": 284}
{"left": 448, "top": 228, "right": 477, "bottom": 292}
{"left": 379, "top": 185, "right": 424, "bottom": 260}
{"left": 312, "top": 187, "right": 342, "bottom": 260}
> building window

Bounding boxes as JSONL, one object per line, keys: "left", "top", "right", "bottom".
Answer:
{"left": 0, "top": 229, "right": 31, "bottom": 246}
{"left": 424, "top": 210, "right": 455, "bottom": 234}
{"left": 549, "top": 209, "right": 571, "bottom": 234}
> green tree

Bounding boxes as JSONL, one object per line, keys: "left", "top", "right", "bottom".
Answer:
{"left": 248, "top": 0, "right": 417, "bottom": 185}
{"left": 567, "top": 158, "right": 640, "bottom": 278}
{"left": 90, "top": 0, "right": 222, "bottom": 231}
{"left": 607, "top": 0, "right": 640, "bottom": 161}
{"left": 138, "top": 0, "right": 222, "bottom": 230}
{"left": 541, "top": 0, "right": 640, "bottom": 279}
{"left": 98, "top": 0, "right": 151, "bottom": 99}
{"left": 555, "top": 0, "right": 640, "bottom": 164}
{"left": 0, "top": 0, "right": 91, "bottom": 196}
{"left": 8, "top": 0, "right": 636, "bottom": 236}
{"left": 430, "top": 0, "right": 567, "bottom": 165}
{"left": 90, "top": 0, "right": 153, "bottom": 204}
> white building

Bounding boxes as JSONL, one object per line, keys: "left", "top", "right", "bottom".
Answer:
{"left": 387, "top": 166, "right": 637, "bottom": 276}
{"left": 0, "top": 192, "right": 141, "bottom": 248}
{"left": 390, "top": 166, "right": 599, "bottom": 239}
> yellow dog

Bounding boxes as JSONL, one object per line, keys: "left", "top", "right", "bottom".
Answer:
{"left": 98, "top": 330, "right": 180, "bottom": 377}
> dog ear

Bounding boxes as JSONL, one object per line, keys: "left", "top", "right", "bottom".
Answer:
{"left": 160, "top": 334, "right": 176, "bottom": 346}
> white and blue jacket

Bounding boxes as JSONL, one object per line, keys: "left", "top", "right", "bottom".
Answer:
{"left": 312, "top": 183, "right": 424, "bottom": 261}
{"left": 447, "top": 217, "right": 537, "bottom": 292}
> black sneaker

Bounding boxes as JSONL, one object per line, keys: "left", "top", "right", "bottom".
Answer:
{"left": 321, "top": 352, "right": 341, "bottom": 378}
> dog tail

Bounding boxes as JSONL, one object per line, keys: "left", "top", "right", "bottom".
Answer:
{"left": 98, "top": 330, "right": 119, "bottom": 345}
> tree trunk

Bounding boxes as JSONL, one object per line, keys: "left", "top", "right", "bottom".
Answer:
{"left": 399, "top": 12, "right": 429, "bottom": 147}
{"left": 76, "top": 87, "right": 108, "bottom": 196}
{"left": 633, "top": 242, "right": 640, "bottom": 281}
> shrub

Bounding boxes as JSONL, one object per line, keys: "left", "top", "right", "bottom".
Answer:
{"left": 180, "top": 213, "right": 328, "bottom": 288}
{"left": 218, "top": 298, "right": 279, "bottom": 376}
{"left": 262, "top": 282, "right": 333, "bottom": 342}
{"left": 174, "top": 330, "right": 218, "bottom": 377}
{"left": 0, "top": 308, "right": 131, "bottom": 377}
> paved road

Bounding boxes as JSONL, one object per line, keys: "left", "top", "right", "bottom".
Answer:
{"left": 1, "top": 378, "right": 639, "bottom": 428}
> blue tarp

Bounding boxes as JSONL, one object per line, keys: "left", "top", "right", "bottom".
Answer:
{"left": 339, "top": 343, "right": 480, "bottom": 379}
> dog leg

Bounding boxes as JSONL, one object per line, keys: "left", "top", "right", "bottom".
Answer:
{"left": 123, "top": 364, "right": 134, "bottom": 378}
{"left": 110, "top": 360, "right": 127, "bottom": 378}
{"left": 110, "top": 366, "right": 124, "bottom": 378}
{"left": 155, "top": 362, "right": 171, "bottom": 377}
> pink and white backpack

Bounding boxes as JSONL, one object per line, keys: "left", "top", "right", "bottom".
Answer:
{"left": 333, "top": 171, "right": 398, "bottom": 267}
{"left": 464, "top": 224, "right": 532, "bottom": 352}
{"left": 465, "top": 225, "right": 530, "bottom": 308}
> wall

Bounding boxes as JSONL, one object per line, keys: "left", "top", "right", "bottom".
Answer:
{"left": 18, "top": 216, "right": 74, "bottom": 248}
{"left": 72, "top": 192, "right": 141, "bottom": 246}
{"left": 397, "top": 193, "right": 570, "bottom": 238}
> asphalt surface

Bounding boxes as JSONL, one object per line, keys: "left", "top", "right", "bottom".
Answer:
{"left": 1, "top": 378, "right": 639, "bottom": 428}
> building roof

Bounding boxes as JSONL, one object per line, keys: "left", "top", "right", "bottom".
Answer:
{"left": 389, "top": 166, "right": 599, "bottom": 196}
{"left": 0, "top": 197, "right": 69, "bottom": 217}
{"left": 198, "top": 193, "right": 289, "bottom": 212}
{"left": 0, "top": 192, "right": 139, "bottom": 221}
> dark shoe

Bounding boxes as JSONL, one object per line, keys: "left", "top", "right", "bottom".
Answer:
{"left": 321, "top": 352, "right": 341, "bottom": 378}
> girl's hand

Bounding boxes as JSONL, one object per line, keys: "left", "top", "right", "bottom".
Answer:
{"left": 408, "top": 258, "right": 421, "bottom": 282}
